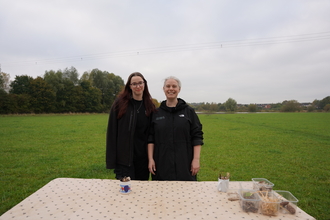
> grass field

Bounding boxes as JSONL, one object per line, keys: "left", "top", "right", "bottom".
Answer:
{"left": 0, "top": 113, "right": 329, "bottom": 219}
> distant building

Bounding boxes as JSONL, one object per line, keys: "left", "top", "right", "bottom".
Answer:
{"left": 300, "top": 102, "right": 312, "bottom": 107}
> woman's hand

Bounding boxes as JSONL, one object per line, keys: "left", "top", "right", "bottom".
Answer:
{"left": 191, "top": 158, "right": 200, "bottom": 176}
{"left": 148, "top": 143, "right": 156, "bottom": 175}
{"left": 148, "top": 159, "right": 156, "bottom": 175}
{"left": 191, "top": 145, "right": 201, "bottom": 176}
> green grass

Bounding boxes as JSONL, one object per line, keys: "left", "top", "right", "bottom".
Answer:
{"left": 1, "top": 113, "right": 329, "bottom": 219}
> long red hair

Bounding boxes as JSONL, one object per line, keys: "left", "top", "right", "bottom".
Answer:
{"left": 114, "top": 72, "right": 156, "bottom": 119}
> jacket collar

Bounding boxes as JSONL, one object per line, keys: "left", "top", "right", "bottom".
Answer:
{"left": 160, "top": 98, "right": 188, "bottom": 112}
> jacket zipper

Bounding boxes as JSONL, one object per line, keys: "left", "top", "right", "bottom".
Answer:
{"left": 128, "top": 107, "right": 135, "bottom": 167}
{"left": 172, "top": 112, "right": 177, "bottom": 179}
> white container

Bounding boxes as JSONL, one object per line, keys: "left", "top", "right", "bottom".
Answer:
{"left": 217, "top": 178, "right": 229, "bottom": 192}
{"left": 119, "top": 181, "right": 131, "bottom": 194}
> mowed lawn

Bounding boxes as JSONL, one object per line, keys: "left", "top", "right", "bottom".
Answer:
{"left": 0, "top": 113, "right": 329, "bottom": 219}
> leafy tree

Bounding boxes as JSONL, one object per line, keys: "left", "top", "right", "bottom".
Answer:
{"left": 152, "top": 98, "right": 160, "bottom": 108}
{"left": 71, "top": 86, "right": 85, "bottom": 112}
{"left": 203, "top": 102, "right": 211, "bottom": 111}
{"left": 248, "top": 104, "right": 257, "bottom": 112}
{"left": 9, "top": 75, "right": 33, "bottom": 94}
{"left": 319, "top": 96, "right": 330, "bottom": 110}
{"left": 195, "top": 102, "right": 205, "bottom": 111}
{"left": 270, "top": 103, "right": 282, "bottom": 111}
{"left": 238, "top": 104, "right": 248, "bottom": 112}
{"left": 217, "top": 103, "right": 226, "bottom": 111}
{"left": 0, "top": 72, "right": 10, "bottom": 92}
{"left": 80, "top": 71, "right": 90, "bottom": 82}
{"left": 224, "top": 98, "right": 237, "bottom": 112}
{"left": 0, "top": 74, "right": 3, "bottom": 90}
{"left": 63, "top": 66, "right": 79, "bottom": 85}
{"left": 312, "top": 99, "right": 320, "bottom": 110}
{"left": 29, "top": 77, "right": 56, "bottom": 113}
{"left": 55, "top": 79, "right": 79, "bottom": 112}
{"left": 82, "top": 69, "right": 124, "bottom": 111}
{"left": 0, "top": 94, "right": 32, "bottom": 114}
{"left": 1, "top": 68, "right": 124, "bottom": 113}
{"left": 307, "top": 105, "right": 315, "bottom": 112}
{"left": 44, "top": 68, "right": 85, "bottom": 112}
{"left": 80, "top": 80, "right": 103, "bottom": 112}
{"left": 15, "top": 94, "right": 32, "bottom": 113}
{"left": 324, "top": 104, "right": 330, "bottom": 112}
{"left": 0, "top": 90, "right": 11, "bottom": 114}
{"left": 89, "top": 69, "right": 109, "bottom": 107}
{"left": 44, "top": 68, "right": 84, "bottom": 112}
{"left": 209, "top": 102, "right": 218, "bottom": 112}
{"left": 44, "top": 70, "right": 64, "bottom": 93}
{"left": 80, "top": 80, "right": 92, "bottom": 91}
{"left": 281, "top": 100, "right": 301, "bottom": 112}
{"left": 105, "top": 73, "right": 124, "bottom": 109}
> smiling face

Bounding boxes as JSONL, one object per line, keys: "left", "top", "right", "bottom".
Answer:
{"left": 130, "top": 76, "right": 145, "bottom": 100}
{"left": 163, "top": 78, "right": 181, "bottom": 101}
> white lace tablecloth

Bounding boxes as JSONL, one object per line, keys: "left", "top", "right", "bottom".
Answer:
{"left": 0, "top": 178, "right": 315, "bottom": 220}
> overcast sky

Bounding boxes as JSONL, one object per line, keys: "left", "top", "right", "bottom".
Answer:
{"left": 1, "top": 0, "right": 329, "bottom": 104}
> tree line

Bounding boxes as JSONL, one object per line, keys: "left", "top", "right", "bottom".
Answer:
{"left": 0, "top": 67, "right": 124, "bottom": 114}
{"left": 1, "top": 68, "right": 329, "bottom": 114}
{"left": 190, "top": 97, "right": 330, "bottom": 112}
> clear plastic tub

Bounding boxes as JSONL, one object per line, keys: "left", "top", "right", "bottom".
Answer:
{"left": 252, "top": 178, "right": 274, "bottom": 191}
{"left": 238, "top": 189, "right": 260, "bottom": 213}
{"left": 275, "top": 190, "right": 299, "bottom": 214}
{"left": 259, "top": 190, "right": 280, "bottom": 216}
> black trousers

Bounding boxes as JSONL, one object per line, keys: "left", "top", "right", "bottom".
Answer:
{"left": 114, "top": 158, "right": 149, "bottom": 181}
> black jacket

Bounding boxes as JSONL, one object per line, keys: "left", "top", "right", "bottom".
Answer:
{"left": 148, "top": 98, "right": 204, "bottom": 181}
{"left": 106, "top": 99, "right": 152, "bottom": 169}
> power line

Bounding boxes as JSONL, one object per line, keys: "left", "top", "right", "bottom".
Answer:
{"left": 2, "top": 31, "right": 330, "bottom": 66}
